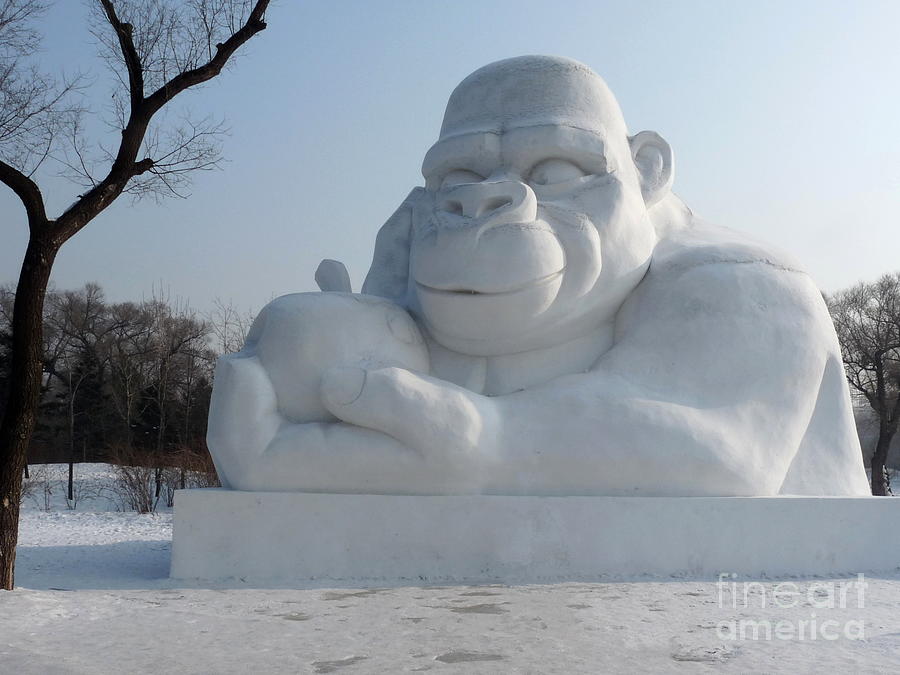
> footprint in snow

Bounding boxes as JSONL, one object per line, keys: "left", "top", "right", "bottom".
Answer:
{"left": 449, "top": 603, "right": 509, "bottom": 614}
{"left": 321, "top": 590, "right": 382, "bottom": 601}
{"left": 311, "top": 656, "right": 368, "bottom": 673}
{"left": 280, "top": 612, "right": 311, "bottom": 621}
{"left": 434, "top": 651, "right": 505, "bottom": 664}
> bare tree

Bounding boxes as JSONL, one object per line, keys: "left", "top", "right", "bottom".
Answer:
{"left": 107, "top": 301, "right": 156, "bottom": 452}
{"left": 207, "top": 296, "right": 253, "bottom": 354}
{"left": 0, "top": 0, "right": 270, "bottom": 589}
{"left": 47, "top": 284, "right": 118, "bottom": 499}
{"left": 828, "top": 273, "right": 900, "bottom": 496}
{"left": 140, "top": 291, "right": 208, "bottom": 506}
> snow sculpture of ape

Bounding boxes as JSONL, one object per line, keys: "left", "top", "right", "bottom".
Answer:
{"left": 207, "top": 56, "right": 869, "bottom": 497}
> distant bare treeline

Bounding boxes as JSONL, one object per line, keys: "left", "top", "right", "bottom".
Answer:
{"left": 0, "top": 283, "right": 252, "bottom": 468}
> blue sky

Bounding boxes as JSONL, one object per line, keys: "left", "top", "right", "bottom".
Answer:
{"left": 2, "top": 0, "right": 899, "bottom": 313}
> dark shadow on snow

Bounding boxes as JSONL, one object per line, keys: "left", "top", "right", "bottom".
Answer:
{"left": 15, "top": 540, "right": 172, "bottom": 591}
{"left": 15, "top": 539, "right": 900, "bottom": 592}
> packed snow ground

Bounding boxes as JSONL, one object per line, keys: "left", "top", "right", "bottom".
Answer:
{"left": 3, "top": 464, "right": 900, "bottom": 674}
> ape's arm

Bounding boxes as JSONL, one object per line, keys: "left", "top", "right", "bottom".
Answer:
{"left": 210, "top": 256, "right": 865, "bottom": 495}
{"left": 207, "top": 354, "right": 487, "bottom": 493}
{"left": 326, "top": 259, "right": 864, "bottom": 495}
{"left": 487, "top": 259, "right": 838, "bottom": 495}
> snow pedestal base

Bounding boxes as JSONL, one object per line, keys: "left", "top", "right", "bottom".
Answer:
{"left": 170, "top": 489, "right": 900, "bottom": 585}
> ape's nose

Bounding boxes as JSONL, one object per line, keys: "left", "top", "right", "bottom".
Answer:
{"left": 438, "top": 179, "right": 537, "bottom": 225}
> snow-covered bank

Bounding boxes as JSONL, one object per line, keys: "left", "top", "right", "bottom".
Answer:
{"left": 16, "top": 510, "right": 171, "bottom": 591}
{"left": 4, "top": 465, "right": 900, "bottom": 673}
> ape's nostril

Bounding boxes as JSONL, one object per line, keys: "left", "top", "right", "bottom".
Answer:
{"left": 477, "top": 197, "right": 512, "bottom": 217}
{"left": 441, "top": 200, "right": 463, "bottom": 216}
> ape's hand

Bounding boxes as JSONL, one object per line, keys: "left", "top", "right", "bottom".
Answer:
{"left": 321, "top": 365, "right": 499, "bottom": 467}
{"left": 209, "top": 354, "right": 499, "bottom": 493}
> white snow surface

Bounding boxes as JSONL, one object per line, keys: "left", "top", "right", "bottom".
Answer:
{"left": 4, "top": 464, "right": 900, "bottom": 674}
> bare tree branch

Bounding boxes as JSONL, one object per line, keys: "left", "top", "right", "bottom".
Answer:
{"left": 53, "top": 115, "right": 100, "bottom": 188}
{"left": 0, "top": 61, "right": 84, "bottom": 176}
{"left": 0, "top": 2, "right": 85, "bottom": 176}
{"left": 0, "top": 0, "right": 47, "bottom": 58}
{"left": 0, "top": 155, "right": 45, "bottom": 225}
{"left": 144, "top": 0, "right": 267, "bottom": 112}
{"left": 125, "top": 112, "right": 226, "bottom": 199}
{"left": 98, "top": 0, "right": 144, "bottom": 112}
{"left": 54, "top": 0, "right": 269, "bottom": 239}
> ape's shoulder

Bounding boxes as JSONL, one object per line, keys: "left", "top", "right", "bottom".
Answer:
{"left": 651, "top": 218, "right": 805, "bottom": 277}
{"left": 617, "top": 217, "right": 840, "bottom": 397}
{"left": 631, "top": 218, "right": 833, "bottom": 351}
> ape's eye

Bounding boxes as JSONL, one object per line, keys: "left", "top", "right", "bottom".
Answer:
{"left": 528, "top": 159, "right": 586, "bottom": 186}
{"left": 441, "top": 169, "right": 483, "bottom": 189}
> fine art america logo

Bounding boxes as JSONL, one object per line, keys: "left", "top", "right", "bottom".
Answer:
{"left": 716, "top": 574, "right": 866, "bottom": 641}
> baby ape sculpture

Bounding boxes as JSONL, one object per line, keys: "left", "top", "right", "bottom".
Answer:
{"left": 207, "top": 55, "right": 869, "bottom": 497}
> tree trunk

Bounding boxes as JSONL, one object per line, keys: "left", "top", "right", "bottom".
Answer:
{"left": 870, "top": 424, "right": 896, "bottom": 496}
{"left": 68, "top": 385, "right": 76, "bottom": 502}
{"left": 124, "top": 382, "right": 133, "bottom": 452}
{"left": 0, "top": 235, "right": 56, "bottom": 590}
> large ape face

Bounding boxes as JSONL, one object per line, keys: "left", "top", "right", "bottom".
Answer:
{"left": 408, "top": 56, "right": 671, "bottom": 357}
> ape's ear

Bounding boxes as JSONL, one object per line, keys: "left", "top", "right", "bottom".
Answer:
{"left": 361, "top": 187, "right": 424, "bottom": 302}
{"left": 629, "top": 131, "right": 673, "bottom": 208}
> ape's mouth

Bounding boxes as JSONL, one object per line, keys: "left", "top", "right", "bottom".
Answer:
{"left": 415, "top": 268, "right": 565, "bottom": 297}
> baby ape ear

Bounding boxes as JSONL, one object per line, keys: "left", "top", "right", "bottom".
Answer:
{"left": 628, "top": 131, "right": 673, "bottom": 208}
{"left": 315, "top": 259, "right": 352, "bottom": 292}
{"left": 361, "top": 187, "right": 425, "bottom": 303}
